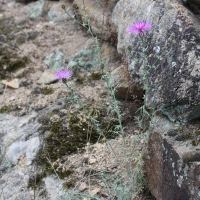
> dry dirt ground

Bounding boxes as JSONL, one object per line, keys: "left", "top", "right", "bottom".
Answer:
{"left": 0, "top": 1, "right": 155, "bottom": 199}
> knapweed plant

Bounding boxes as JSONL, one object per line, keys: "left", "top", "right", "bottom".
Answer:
{"left": 51, "top": 2, "right": 173, "bottom": 199}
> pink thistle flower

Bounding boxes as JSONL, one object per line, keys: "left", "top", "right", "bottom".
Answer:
{"left": 54, "top": 68, "right": 73, "bottom": 82}
{"left": 126, "top": 21, "right": 153, "bottom": 37}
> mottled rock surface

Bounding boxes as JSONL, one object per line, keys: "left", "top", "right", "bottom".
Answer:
{"left": 73, "top": 0, "right": 118, "bottom": 41}
{"left": 145, "top": 116, "right": 200, "bottom": 200}
{"left": 2, "top": 78, "right": 20, "bottom": 89}
{"left": 48, "top": 1, "right": 74, "bottom": 22}
{"left": 112, "top": 0, "right": 200, "bottom": 123}
{"left": 110, "top": 66, "right": 143, "bottom": 100}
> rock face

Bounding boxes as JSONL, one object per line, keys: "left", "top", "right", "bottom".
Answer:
{"left": 112, "top": 0, "right": 200, "bottom": 123}
{"left": 73, "top": 0, "right": 117, "bottom": 41}
{"left": 145, "top": 116, "right": 200, "bottom": 200}
{"left": 28, "top": 0, "right": 47, "bottom": 19}
{"left": 183, "top": 0, "right": 200, "bottom": 6}
{"left": 110, "top": 66, "right": 143, "bottom": 100}
{"left": 48, "top": 1, "right": 74, "bottom": 22}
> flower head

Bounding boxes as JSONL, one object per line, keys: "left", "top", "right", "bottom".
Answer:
{"left": 126, "top": 21, "right": 153, "bottom": 37}
{"left": 54, "top": 68, "right": 73, "bottom": 82}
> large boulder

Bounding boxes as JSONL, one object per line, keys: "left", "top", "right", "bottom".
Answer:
{"left": 73, "top": 0, "right": 118, "bottom": 41}
{"left": 145, "top": 116, "right": 200, "bottom": 200}
{"left": 112, "top": 0, "right": 200, "bottom": 123}
{"left": 110, "top": 66, "right": 144, "bottom": 100}
{"left": 48, "top": 1, "right": 74, "bottom": 22}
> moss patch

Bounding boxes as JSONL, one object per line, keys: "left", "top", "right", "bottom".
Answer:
{"left": 43, "top": 87, "right": 54, "bottom": 95}
{"left": 16, "top": 67, "right": 35, "bottom": 79}
{"left": 28, "top": 173, "right": 46, "bottom": 189}
{"left": 91, "top": 72, "right": 102, "bottom": 80}
{"left": 63, "top": 180, "right": 75, "bottom": 189}
{"left": 37, "top": 102, "right": 117, "bottom": 180}
{"left": 76, "top": 76, "right": 85, "bottom": 85}
{"left": 0, "top": 47, "right": 29, "bottom": 79}
{"left": 0, "top": 104, "right": 21, "bottom": 114}
{"left": 0, "top": 18, "right": 15, "bottom": 36}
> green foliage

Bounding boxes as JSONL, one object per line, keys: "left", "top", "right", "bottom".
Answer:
{"left": 43, "top": 87, "right": 54, "bottom": 95}
{"left": 0, "top": 104, "right": 20, "bottom": 114}
{"left": 0, "top": 47, "right": 29, "bottom": 80}
{"left": 69, "top": 49, "right": 99, "bottom": 71}
{"left": 76, "top": 76, "right": 85, "bottom": 84}
{"left": 91, "top": 72, "right": 102, "bottom": 80}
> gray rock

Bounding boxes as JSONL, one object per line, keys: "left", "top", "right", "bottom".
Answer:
{"left": 37, "top": 70, "right": 57, "bottom": 84}
{"left": 6, "top": 137, "right": 40, "bottom": 165}
{"left": 1, "top": 112, "right": 40, "bottom": 149}
{"left": 110, "top": 66, "right": 143, "bottom": 100}
{"left": 145, "top": 115, "right": 200, "bottom": 200}
{"left": 44, "top": 48, "right": 65, "bottom": 70}
{"left": 73, "top": 0, "right": 117, "bottom": 41}
{"left": 2, "top": 79, "right": 19, "bottom": 89}
{"left": 28, "top": 0, "right": 47, "bottom": 19}
{"left": 182, "top": 0, "right": 200, "bottom": 6}
{"left": 0, "top": 169, "right": 32, "bottom": 200}
{"left": 112, "top": 0, "right": 200, "bottom": 122}
{"left": 44, "top": 176, "right": 66, "bottom": 199}
{"left": 48, "top": 2, "right": 74, "bottom": 22}
{"left": 167, "top": 129, "right": 178, "bottom": 137}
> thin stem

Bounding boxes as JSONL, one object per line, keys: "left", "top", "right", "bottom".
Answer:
{"left": 64, "top": 82, "right": 125, "bottom": 173}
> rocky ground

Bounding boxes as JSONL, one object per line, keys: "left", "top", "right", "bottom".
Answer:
{"left": 0, "top": 0, "right": 155, "bottom": 199}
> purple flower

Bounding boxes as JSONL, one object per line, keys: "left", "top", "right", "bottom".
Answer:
{"left": 126, "top": 21, "right": 153, "bottom": 37}
{"left": 54, "top": 68, "right": 73, "bottom": 82}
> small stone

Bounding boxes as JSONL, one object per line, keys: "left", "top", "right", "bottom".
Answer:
{"left": 141, "top": 139, "right": 145, "bottom": 144}
{"left": 82, "top": 197, "right": 89, "bottom": 200}
{"left": 94, "top": 143, "right": 103, "bottom": 149}
{"left": 10, "top": 96, "right": 15, "bottom": 101}
{"left": 79, "top": 182, "right": 87, "bottom": 192}
{"left": 100, "top": 182, "right": 105, "bottom": 187}
{"left": 134, "top": 130, "right": 139, "bottom": 134}
{"left": 89, "top": 158, "right": 97, "bottom": 164}
{"left": 37, "top": 70, "right": 57, "bottom": 84}
{"left": 2, "top": 79, "right": 19, "bottom": 89}
{"left": 90, "top": 188, "right": 100, "bottom": 196}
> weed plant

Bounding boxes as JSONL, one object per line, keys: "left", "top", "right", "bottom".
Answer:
{"left": 55, "top": 1, "right": 175, "bottom": 199}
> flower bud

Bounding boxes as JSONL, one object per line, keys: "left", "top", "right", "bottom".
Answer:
{"left": 61, "top": 4, "right": 66, "bottom": 10}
